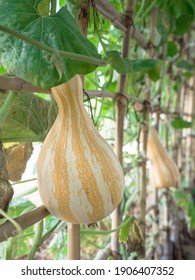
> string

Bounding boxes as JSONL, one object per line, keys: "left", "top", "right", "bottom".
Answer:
{"left": 83, "top": 89, "right": 96, "bottom": 127}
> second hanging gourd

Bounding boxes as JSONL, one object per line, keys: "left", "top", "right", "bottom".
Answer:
{"left": 147, "top": 126, "right": 180, "bottom": 189}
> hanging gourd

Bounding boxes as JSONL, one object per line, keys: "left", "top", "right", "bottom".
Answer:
{"left": 147, "top": 126, "right": 180, "bottom": 189}
{"left": 37, "top": 75, "right": 124, "bottom": 224}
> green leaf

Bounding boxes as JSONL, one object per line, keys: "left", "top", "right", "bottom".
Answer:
{"left": 131, "top": 59, "right": 160, "bottom": 73}
{"left": 0, "top": 241, "right": 7, "bottom": 260}
{"left": 37, "top": 0, "right": 50, "bottom": 16}
{"left": 188, "top": 203, "right": 195, "bottom": 229}
{"left": 157, "top": 0, "right": 195, "bottom": 18}
{"left": 171, "top": 189, "right": 195, "bottom": 230}
{"left": 49, "top": 232, "right": 68, "bottom": 260}
{"left": 174, "top": 14, "right": 194, "bottom": 35}
{"left": 8, "top": 198, "right": 35, "bottom": 218}
{"left": 0, "top": 65, "right": 6, "bottom": 74}
{"left": 167, "top": 41, "right": 178, "bottom": 57}
{"left": 60, "top": 0, "right": 66, "bottom": 7}
{"left": 0, "top": 0, "right": 100, "bottom": 88}
{"left": 0, "top": 93, "right": 56, "bottom": 142}
{"left": 156, "top": 16, "right": 168, "bottom": 44}
{"left": 119, "top": 216, "right": 132, "bottom": 243}
{"left": 171, "top": 117, "right": 192, "bottom": 129}
{"left": 5, "top": 198, "right": 36, "bottom": 259}
{"left": 176, "top": 60, "right": 195, "bottom": 71}
{"left": 147, "top": 60, "right": 162, "bottom": 81}
{"left": 172, "top": 190, "right": 191, "bottom": 209}
{"left": 106, "top": 51, "right": 159, "bottom": 74}
{"left": 182, "top": 72, "right": 194, "bottom": 79}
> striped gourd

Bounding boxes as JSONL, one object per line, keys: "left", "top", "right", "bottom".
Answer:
{"left": 37, "top": 75, "right": 124, "bottom": 224}
{"left": 147, "top": 127, "right": 180, "bottom": 188}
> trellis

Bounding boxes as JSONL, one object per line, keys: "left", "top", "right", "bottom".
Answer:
{"left": 0, "top": 0, "right": 195, "bottom": 260}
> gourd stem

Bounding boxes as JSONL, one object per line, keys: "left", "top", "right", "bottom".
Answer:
{"left": 50, "top": 0, "right": 57, "bottom": 15}
{"left": 67, "top": 223, "right": 80, "bottom": 260}
{"left": 0, "top": 91, "right": 18, "bottom": 127}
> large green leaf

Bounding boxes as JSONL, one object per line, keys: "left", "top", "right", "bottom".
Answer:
{"left": 157, "top": 0, "right": 195, "bottom": 18}
{"left": 0, "top": 0, "right": 100, "bottom": 88}
{"left": 0, "top": 93, "right": 56, "bottom": 142}
{"left": 8, "top": 198, "right": 35, "bottom": 218}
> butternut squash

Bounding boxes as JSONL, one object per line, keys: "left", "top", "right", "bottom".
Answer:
{"left": 147, "top": 126, "right": 180, "bottom": 188}
{"left": 37, "top": 75, "right": 124, "bottom": 224}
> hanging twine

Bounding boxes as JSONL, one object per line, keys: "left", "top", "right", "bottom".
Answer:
{"left": 83, "top": 89, "right": 96, "bottom": 127}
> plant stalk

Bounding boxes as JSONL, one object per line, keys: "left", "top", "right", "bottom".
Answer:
{"left": 50, "top": 0, "right": 57, "bottom": 15}
{"left": 28, "top": 220, "right": 44, "bottom": 260}
{"left": 0, "top": 91, "right": 18, "bottom": 127}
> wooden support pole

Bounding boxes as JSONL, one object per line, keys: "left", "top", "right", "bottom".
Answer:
{"left": 161, "top": 64, "right": 173, "bottom": 260}
{"left": 182, "top": 33, "right": 193, "bottom": 188}
{"left": 96, "top": 0, "right": 149, "bottom": 49}
{"left": 111, "top": 0, "right": 135, "bottom": 260}
{"left": 67, "top": 223, "right": 80, "bottom": 260}
{"left": 190, "top": 76, "right": 195, "bottom": 189}
{"left": 0, "top": 75, "right": 50, "bottom": 94}
{"left": 140, "top": 8, "right": 157, "bottom": 255}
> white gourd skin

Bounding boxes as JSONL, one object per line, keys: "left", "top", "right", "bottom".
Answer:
{"left": 37, "top": 75, "right": 124, "bottom": 224}
{"left": 147, "top": 127, "right": 180, "bottom": 188}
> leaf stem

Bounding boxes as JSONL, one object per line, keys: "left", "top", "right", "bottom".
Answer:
{"left": 12, "top": 178, "right": 37, "bottom": 185}
{"left": 80, "top": 216, "right": 134, "bottom": 235}
{"left": 41, "top": 220, "right": 61, "bottom": 242}
{"left": 5, "top": 238, "right": 14, "bottom": 260}
{"left": 0, "top": 208, "right": 23, "bottom": 233}
{"left": 95, "top": 30, "right": 108, "bottom": 53}
{"left": 1, "top": 134, "right": 46, "bottom": 143}
{"left": 134, "top": 0, "right": 146, "bottom": 22}
{"left": 0, "top": 25, "right": 106, "bottom": 67}
{"left": 0, "top": 91, "right": 18, "bottom": 127}
{"left": 135, "top": 0, "right": 158, "bottom": 24}
{"left": 13, "top": 187, "right": 38, "bottom": 200}
{"left": 28, "top": 220, "right": 44, "bottom": 260}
